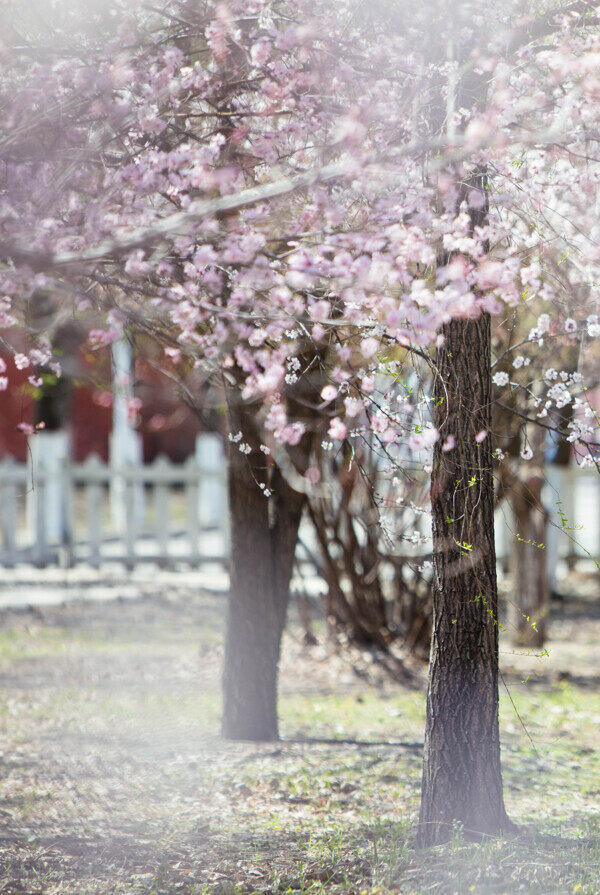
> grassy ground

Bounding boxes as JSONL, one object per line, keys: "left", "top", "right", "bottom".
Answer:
{"left": 0, "top": 580, "right": 599, "bottom": 893}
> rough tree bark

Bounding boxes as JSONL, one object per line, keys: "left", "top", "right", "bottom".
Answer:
{"left": 418, "top": 312, "right": 514, "bottom": 844}
{"left": 221, "top": 400, "right": 309, "bottom": 741}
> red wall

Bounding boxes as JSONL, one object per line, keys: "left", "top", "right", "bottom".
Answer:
{"left": 0, "top": 349, "right": 202, "bottom": 463}
{"left": 0, "top": 355, "right": 33, "bottom": 461}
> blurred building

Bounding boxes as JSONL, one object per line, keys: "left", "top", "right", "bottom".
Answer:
{"left": 0, "top": 344, "right": 203, "bottom": 463}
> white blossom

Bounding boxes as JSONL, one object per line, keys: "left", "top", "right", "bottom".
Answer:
{"left": 537, "top": 313, "right": 550, "bottom": 333}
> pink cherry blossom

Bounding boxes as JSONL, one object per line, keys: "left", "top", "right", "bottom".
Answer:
{"left": 328, "top": 418, "right": 347, "bottom": 440}
{"left": 320, "top": 385, "right": 338, "bottom": 403}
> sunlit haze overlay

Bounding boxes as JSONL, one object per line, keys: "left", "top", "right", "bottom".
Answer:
{"left": 1, "top": 1, "right": 600, "bottom": 892}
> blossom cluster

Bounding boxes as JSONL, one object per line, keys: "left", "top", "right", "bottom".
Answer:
{"left": 0, "top": 0, "right": 599, "bottom": 467}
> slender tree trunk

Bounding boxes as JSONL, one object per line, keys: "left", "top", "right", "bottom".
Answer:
{"left": 222, "top": 403, "right": 306, "bottom": 741}
{"left": 418, "top": 314, "right": 514, "bottom": 845}
{"left": 508, "top": 475, "right": 548, "bottom": 648}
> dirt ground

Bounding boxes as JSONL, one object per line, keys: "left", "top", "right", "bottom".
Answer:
{"left": 0, "top": 576, "right": 600, "bottom": 894}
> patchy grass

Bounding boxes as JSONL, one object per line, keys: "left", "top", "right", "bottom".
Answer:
{"left": 0, "top": 585, "right": 599, "bottom": 893}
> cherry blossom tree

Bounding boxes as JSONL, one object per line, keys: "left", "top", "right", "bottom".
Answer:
{"left": 2, "top": 0, "right": 600, "bottom": 841}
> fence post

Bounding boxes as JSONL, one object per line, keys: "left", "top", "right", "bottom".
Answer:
{"left": 27, "top": 430, "right": 69, "bottom": 562}
{"left": 0, "top": 458, "right": 18, "bottom": 568}
{"left": 221, "top": 461, "right": 230, "bottom": 561}
{"left": 185, "top": 456, "right": 200, "bottom": 564}
{"left": 60, "top": 456, "right": 74, "bottom": 568}
{"left": 494, "top": 507, "right": 504, "bottom": 572}
{"left": 83, "top": 455, "right": 104, "bottom": 569}
{"left": 153, "top": 456, "right": 170, "bottom": 567}
{"left": 124, "top": 465, "right": 137, "bottom": 570}
{"left": 195, "top": 434, "right": 226, "bottom": 528}
{"left": 33, "top": 465, "right": 48, "bottom": 567}
{"left": 110, "top": 338, "right": 144, "bottom": 532}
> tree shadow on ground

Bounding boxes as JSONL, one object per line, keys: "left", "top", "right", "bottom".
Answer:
{"left": 283, "top": 735, "right": 422, "bottom": 750}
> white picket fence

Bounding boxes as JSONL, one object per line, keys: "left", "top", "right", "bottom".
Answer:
{"left": 376, "top": 465, "right": 600, "bottom": 584}
{"left": 0, "top": 452, "right": 229, "bottom": 569}
{"left": 1, "top": 444, "right": 598, "bottom": 576}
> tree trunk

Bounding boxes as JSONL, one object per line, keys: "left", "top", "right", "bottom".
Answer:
{"left": 418, "top": 314, "right": 514, "bottom": 845}
{"left": 221, "top": 405, "right": 306, "bottom": 741}
{"left": 508, "top": 475, "right": 548, "bottom": 648}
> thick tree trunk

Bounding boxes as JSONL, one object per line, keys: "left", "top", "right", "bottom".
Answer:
{"left": 418, "top": 314, "right": 513, "bottom": 845}
{"left": 508, "top": 475, "right": 548, "bottom": 648}
{"left": 221, "top": 405, "right": 306, "bottom": 741}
